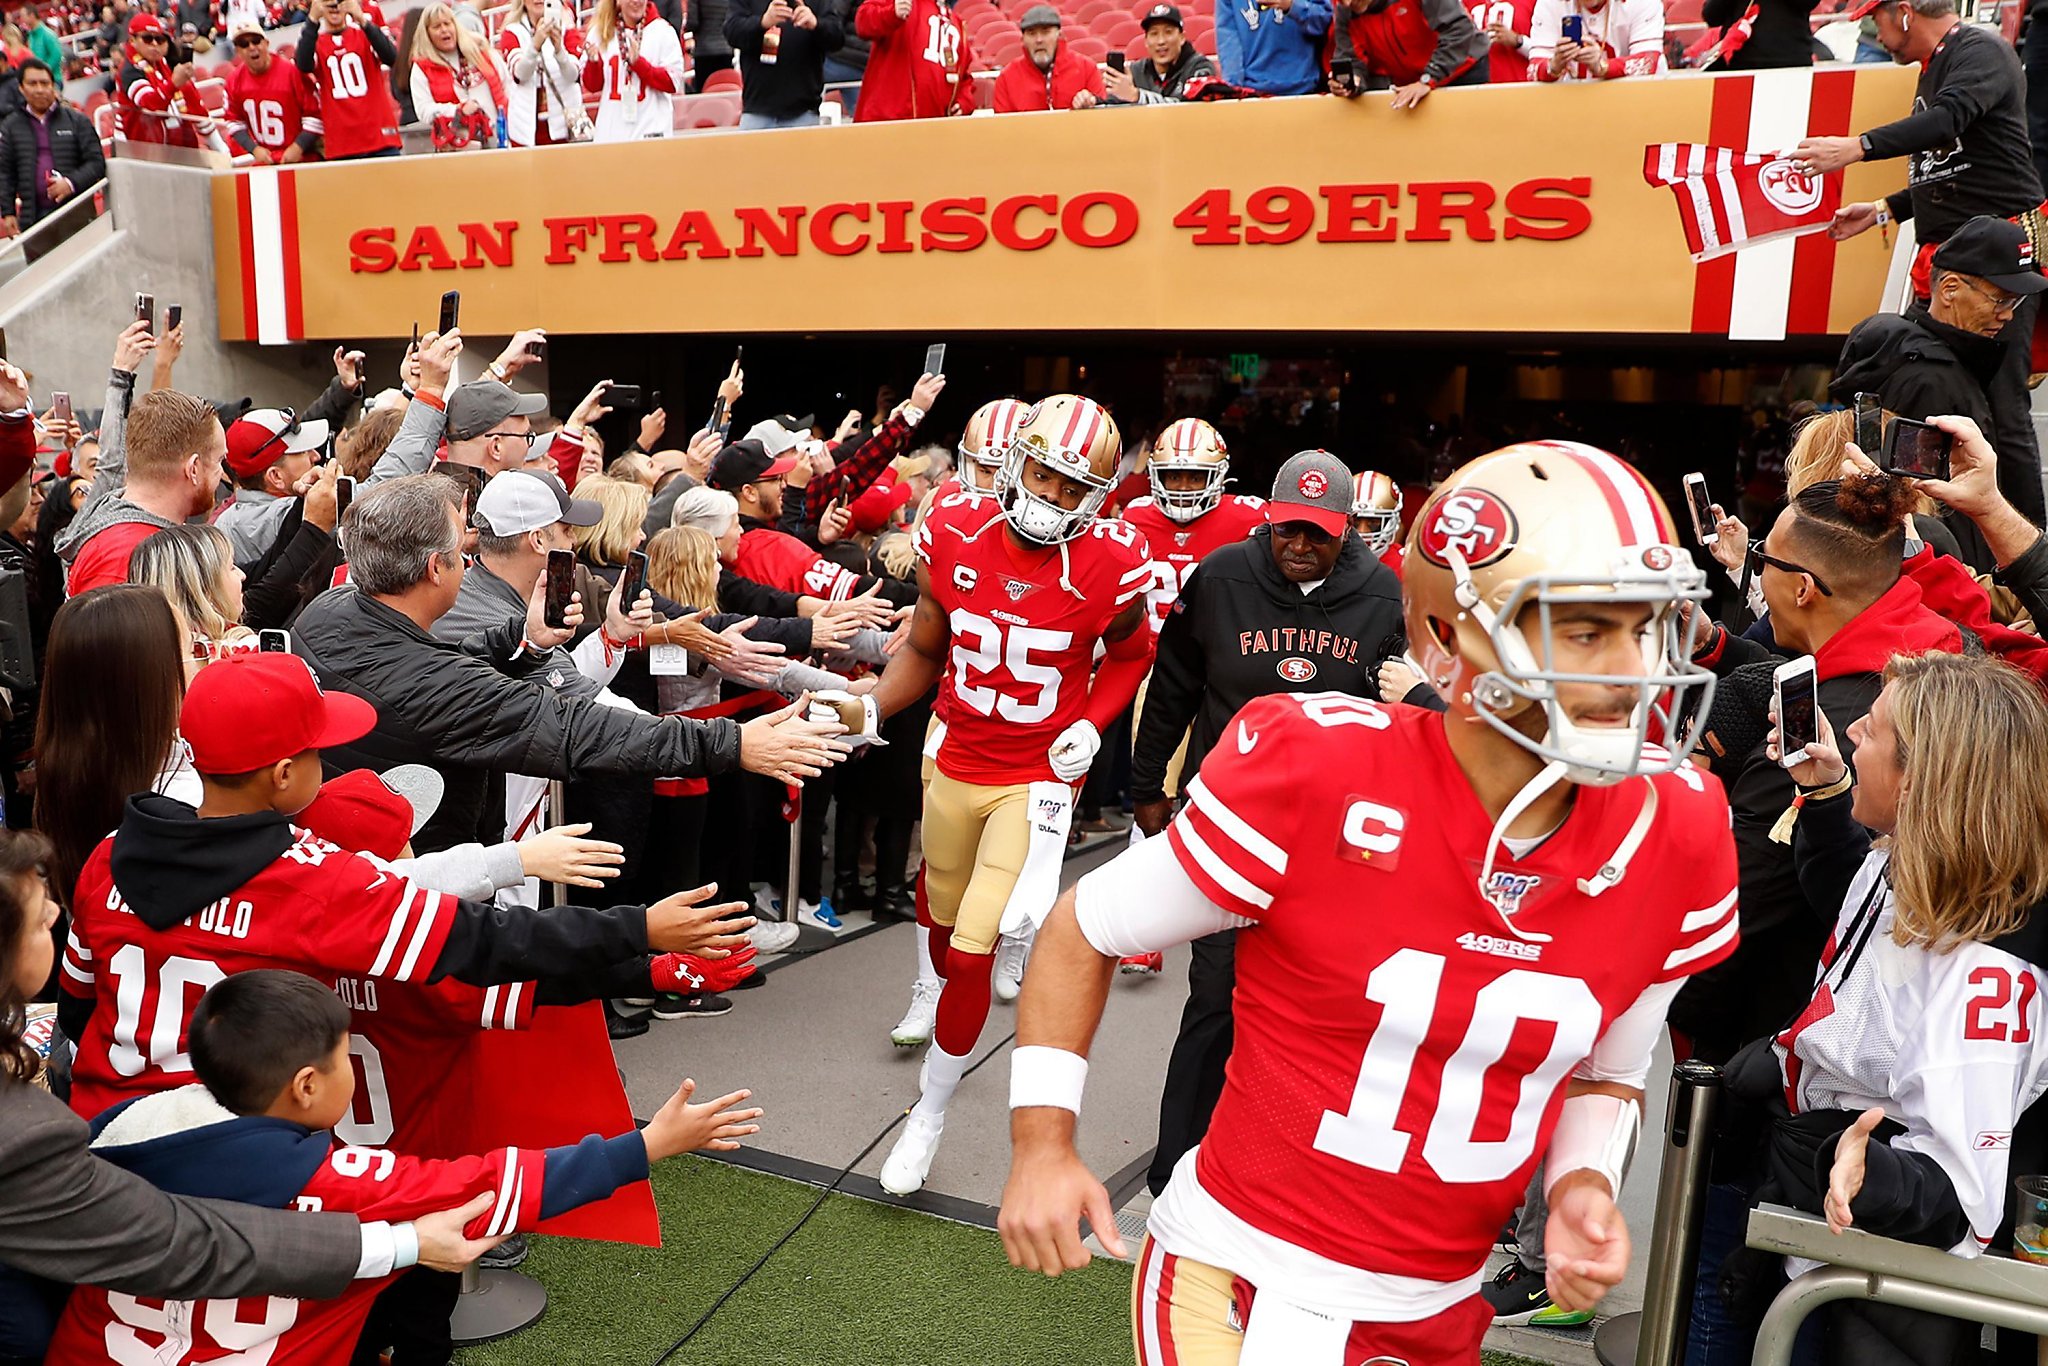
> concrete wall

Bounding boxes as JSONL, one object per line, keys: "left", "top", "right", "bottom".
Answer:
{"left": 0, "top": 158, "right": 358, "bottom": 422}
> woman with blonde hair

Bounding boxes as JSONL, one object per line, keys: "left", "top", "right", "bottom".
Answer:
{"left": 126, "top": 524, "right": 251, "bottom": 651}
{"left": 579, "top": 0, "right": 685, "bottom": 142}
{"left": 569, "top": 473, "right": 649, "bottom": 571}
{"left": 1705, "top": 651, "right": 2048, "bottom": 1365}
{"left": 497, "top": 0, "right": 590, "bottom": 145}
{"left": 405, "top": 0, "right": 507, "bottom": 150}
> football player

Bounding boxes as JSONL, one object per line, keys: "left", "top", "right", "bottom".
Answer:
{"left": 886, "top": 396, "right": 1035, "bottom": 1051}
{"left": 816, "top": 395, "right": 1155, "bottom": 1195}
{"left": 1352, "top": 469, "right": 1405, "bottom": 575}
{"left": 998, "top": 442, "right": 1740, "bottom": 1363}
{"left": 1113, "top": 417, "right": 1267, "bottom": 977}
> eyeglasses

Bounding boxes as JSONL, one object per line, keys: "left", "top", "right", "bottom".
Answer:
{"left": 484, "top": 429, "right": 540, "bottom": 449}
{"left": 1271, "top": 519, "right": 1337, "bottom": 545}
{"left": 135, "top": 32, "right": 168, "bottom": 41}
{"left": 1959, "top": 276, "right": 2025, "bottom": 316}
{"left": 1745, "top": 538, "right": 1832, "bottom": 596}
{"left": 234, "top": 33, "right": 264, "bottom": 45}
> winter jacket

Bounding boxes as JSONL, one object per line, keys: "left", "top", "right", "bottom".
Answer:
{"left": 290, "top": 585, "right": 741, "bottom": 851}
{"left": 991, "top": 42, "right": 1104, "bottom": 111}
{"left": 1123, "top": 41, "right": 1215, "bottom": 101}
{"left": 1131, "top": 525, "right": 1403, "bottom": 804}
{"left": 1215, "top": 0, "right": 1331, "bottom": 96}
{"left": 1670, "top": 574, "right": 1975, "bottom": 1059}
{"left": 1330, "top": 0, "right": 1483, "bottom": 87}
{"left": 690, "top": 0, "right": 737, "bottom": 61}
{"left": 854, "top": 0, "right": 973, "bottom": 119}
{"left": 1831, "top": 309, "right": 1999, "bottom": 441}
{"left": 0, "top": 104, "right": 105, "bottom": 230}
{"left": 726, "top": 0, "right": 844, "bottom": 119}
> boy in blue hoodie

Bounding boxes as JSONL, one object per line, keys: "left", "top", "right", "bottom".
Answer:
{"left": 44, "top": 970, "right": 760, "bottom": 1366}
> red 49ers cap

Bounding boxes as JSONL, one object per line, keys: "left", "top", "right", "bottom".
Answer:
{"left": 128, "top": 14, "right": 169, "bottom": 37}
{"left": 181, "top": 652, "right": 377, "bottom": 774}
{"left": 1267, "top": 449, "right": 1354, "bottom": 536}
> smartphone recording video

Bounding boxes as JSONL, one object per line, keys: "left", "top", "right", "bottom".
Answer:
{"left": 621, "top": 549, "right": 649, "bottom": 610}
{"left": 544, "top": 549, "right": 576, "bottom": 629}
{"left": 438, "top": 290, "right": 460, "bottom": 337}
{"left": 1682, "top": 473, "right": 1714, "bottom": 548}
{"left": 1881, "top": 417, "right": 1954, "bottom": 480}
{"left": 1774, "top": 659, "right": 1819, "bottom": 769}
{"left": 1852, "top": 391, "right": 1881, "bottom": 458}
{"left": 923, "top": 343, "right": 946, "bottom": 379}
{"left": 135, "top": 292, "right": 155, "bottom": 336}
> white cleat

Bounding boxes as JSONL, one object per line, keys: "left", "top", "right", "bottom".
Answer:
{"left": 891, "top": 978, "right": 942, "bottom": 1048}
{"left": 993, "top": 934, "right": 1031, "bottom": 1003}
{"left": 879, "top": 1111, "right": 945, "bottom": 1195}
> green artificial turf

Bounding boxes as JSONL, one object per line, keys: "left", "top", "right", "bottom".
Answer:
{"left": 456, "top": 1156, "right": 1551, "bottom": 1366}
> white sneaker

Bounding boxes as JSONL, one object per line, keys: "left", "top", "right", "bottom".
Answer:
{"left": 747, "top": 920, "right": 801, "bottom": 954}
{"left": 890, "top": 978, "right": 942, "bottom": 1048}
{"left": 795, "top": 897, "right": 843, "bottom": 932}
{"left": 993, "top": 934, "right": 1031, "bottom": 1003}
{"left": 753, "top": 883, "right": 782, "bottom": 918}
{"left": 879, "top": 1111, "right": 945, "bottom": 1195}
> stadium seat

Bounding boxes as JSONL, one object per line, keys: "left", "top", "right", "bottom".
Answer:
{"left": 1666, "top": 0, "right": 1705, "bottom": 24}
{"left": 1069, "top": 32, "right": 1109, "bottom": 58}
{"left": 704, "top": 66, "right": 742, "bottom": 91}
{"left": 1101, "top": 16, "right": 1141, "bottom": 43}
{"left": 675, "top": 92, "right": 741, "bottom": 130}
{"left": 193, "top": 76, "right": 229, "bottom": 116}
{"left": 92, "top": 101, "right": 114, "bottom": 154}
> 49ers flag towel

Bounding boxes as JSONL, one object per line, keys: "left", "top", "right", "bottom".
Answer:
{"left": 1643, "top": 143, "right": 1842, "bottom": 263}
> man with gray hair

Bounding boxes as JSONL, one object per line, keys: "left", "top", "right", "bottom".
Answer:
{"left": 1793, "top": 0, "right": 2047, "bottom": 523}
{"left": 293, "top": 473, "right": 846, "bottom": 856}
{"left": 991, "top": 4, "right": 1102, "bottom": 111}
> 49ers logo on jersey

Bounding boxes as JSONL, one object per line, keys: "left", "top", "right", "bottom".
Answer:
{"left": 1337, "top": 797, "right": 1405, "bottom": 870}
{"left": 1418, "top": 489, "right": 1517, "bottom": 569}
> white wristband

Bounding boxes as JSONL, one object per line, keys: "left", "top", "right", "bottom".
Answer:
{"left": 1009, "top": 1045, "right": 1088, "bottom": 1114}
{"left": 1543, "top": 1091, "right": 1640, "bottom": 1200}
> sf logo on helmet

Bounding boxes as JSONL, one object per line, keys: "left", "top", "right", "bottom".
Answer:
{"left": 1420, "top": 489, "right": 1517, "bottom": 568}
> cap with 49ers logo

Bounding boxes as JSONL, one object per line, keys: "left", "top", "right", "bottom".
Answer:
{"left": 1267, "top": 449, "right": 1354, "bottom": 536}
{"left": 181, "top": 652, "right": 377, "bottom": 774}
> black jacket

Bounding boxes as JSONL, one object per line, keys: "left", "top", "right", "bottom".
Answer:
{"left": 291, "top": 586, "right": 742, "bottom": 851}
{"left": 1832, "top": 308, "right": 2000, "bottom": 434}
{"left": 725, "top": 0, "right": 844, "bottom": 119}
{"left": 1125, "top": 42, "right": 1216, "bottom": 101}
{"left": 1701, "top": 0, "right": 1815, "bottom": 70}
{"left": 0, "top": 104, "right": 106, "bottom": 229}
{"left": 1131, "top": 527, "right": 1404, "bottom": 804}
{"left": 1863, "top": 22, "right": 2043, "bottom": 242}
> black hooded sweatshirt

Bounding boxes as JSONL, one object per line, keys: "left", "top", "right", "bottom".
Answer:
{"left": 56, "top": 795, "right": 656, "bottom": 1042}
{"left": 1131, "top": 526, "right": 1405, "bottom": 805}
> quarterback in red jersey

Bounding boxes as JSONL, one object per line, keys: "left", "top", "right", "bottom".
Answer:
{"left": 1122, "top": 419, "right": 1267, "bottom": 636}
{"left": 1001, "top": 442, "right": 1739, "bottom": 1364}
{"left": 1352, "top": 468, "right": 1406, "bottom": 577}
{"left": 816, "top": 395, "right": 1154, "bottom": 1194}
{"left": 225, "top": 18, "right": 323, "bottom": 163}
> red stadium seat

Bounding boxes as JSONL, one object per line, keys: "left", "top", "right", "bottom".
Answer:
{"left": 1665, "top": 0, "right": 1705, "bottom": 22}
{"left": 703, "top": 66, "right": 743, "bottom": 90}
{"left": 92, "top": 100, "right": 114, "bottom": 153}
{"left": 193, "top": 75, "right": 229, "bottom": 115}
{"left": 1068, "top": 32, "right": 1109, "bottom": 57}
{"left": 1101, "top": 16, "right": 1141, "bottom": 42}
{"left": 675, "top": 91, "right": 741, "bottom": 129}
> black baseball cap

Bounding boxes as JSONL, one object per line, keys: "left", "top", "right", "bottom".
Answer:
{"left": 1932, "top": 216, "right": 2048, "bottom": 296}
{"left": 1142, "top": 3, "right": 1183, "bottom": 26}
{"left": 707, "top": 439, "right": 797, "bottom": 491}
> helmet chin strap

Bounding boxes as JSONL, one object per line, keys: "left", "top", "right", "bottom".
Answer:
{"left": 1479, "top": 759, "right": 1568, "bottom": 944}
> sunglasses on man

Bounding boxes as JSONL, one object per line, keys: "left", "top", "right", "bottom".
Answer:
{"left": 1745, "top": 538, "right": 1832, "bottom": 596}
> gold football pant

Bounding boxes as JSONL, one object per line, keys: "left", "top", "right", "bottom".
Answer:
{"left": 919, "top": 769, "right": 1032, "bottom": 958}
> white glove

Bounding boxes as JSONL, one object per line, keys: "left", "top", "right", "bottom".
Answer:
{"left": 807, "top": 688, "right": 877, "bottom": 738}
{"left": 1047, "top": 720, "right": 1101, "bottom": 782}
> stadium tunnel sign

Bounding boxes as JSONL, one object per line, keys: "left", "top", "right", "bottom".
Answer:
{"left": 214, "top": 63, "right": 1913, "bottom": 344}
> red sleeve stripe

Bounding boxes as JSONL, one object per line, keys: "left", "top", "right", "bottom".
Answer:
{"left": 485, "top": 1149, "right": 526, "bottom": 1237}
{"left": 1183, "top": 775, "right": 1288, "bottom": 875}
{"left": 394, "top": 888, "right": 445, "bottom": 980}
{"left": 1168, "top": 817, "right": 1275, "bottom": 912}
{"left": 1680, "top": 888, "right": 1738, "bottom": 935}
{"left": 1663, "top": 913, "right": 1739, "bottom": 972}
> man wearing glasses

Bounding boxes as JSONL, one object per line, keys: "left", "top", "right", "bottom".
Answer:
{"left": 115, "top": 13, "right": 209, "bottom": 148}
{"left": 224, "top": 17, "right": 323, "bottom": 165}
{"left": 1128, "top": 448, "right": 1405, "bottom": 1198}
{"left": 1832, "top": 218, "right": 2048, "bottom": 543}
{"left": 1793, "top": 0, "right": 2047, "bottom": 523}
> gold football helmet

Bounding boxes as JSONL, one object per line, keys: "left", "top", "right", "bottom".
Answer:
{"left": 1403, "top": 441, "right": 1713, "bottom": 786}
{"left": 958, "top": 397, "right": 1029, "bottom": 495}
{"left": 1350, "top": 470, "right": 1403, "bottom": 554}
{"left": 994, "top": 395, "right": 1122, "bottom": 545}
{"left": 1148, "top": 418, "right": 1230, "bottom": 524}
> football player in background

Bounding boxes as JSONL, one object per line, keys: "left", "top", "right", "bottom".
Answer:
{"left": 888, "top": 396, "right": 1033, "bottom": 1050}
{"left": 1112, "top": 418, "right": 1265, "bottom": 977}
{"left": 1352, "top": 468, "right": 1405, "bottom": 576}
{"left": 999, "top": 442, "right": 1740, "bottom": 1363}
{"left": 816, "top": 395, "right": 1155, "bottom": 1195}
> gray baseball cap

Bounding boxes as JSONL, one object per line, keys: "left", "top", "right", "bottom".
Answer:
{"left": 1268, "top": 450, "right": 1354, "bottom": 536}
{"left": 473, "top": 469, "right": 602, "bottom": 535}
{"left": 446, "top": 378, "right": 549, "bottom": 443}
{"left": 1020, "top": 3, "right": 1062, "bottom": 27}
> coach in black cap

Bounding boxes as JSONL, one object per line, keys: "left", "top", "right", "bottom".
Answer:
{"left": 1103, "top": 1, "right": 1216, "bottom": 103}
{"left": 1833, "top": 217, "right": 2048, "bottom": 570}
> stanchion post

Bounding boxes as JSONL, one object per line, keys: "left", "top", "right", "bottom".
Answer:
{"left": 549, "top": 780, "right": 567, "bottom": 908}
{"left": 1632, "top": 1060, "right": 1723, "bottom": 1366}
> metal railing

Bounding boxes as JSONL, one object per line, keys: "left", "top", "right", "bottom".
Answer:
{"left": 0, "top": 180, "right": 108, "bottom": 289}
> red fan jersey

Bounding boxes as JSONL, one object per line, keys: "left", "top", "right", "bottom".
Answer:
{"left": 1158, "top": 693, "right": 1738, "bottom": 1285}
{"left": 48, "top": 1141, "right": 545, "bottom": 1366}
{"left": 329, "top": 974, "right": 535, "bottom": 1155}
{"left": 63, "top": 830, "right": 454, "bottom": 1121}
{"left": 226, "top": 55, "right": 322, "bottom": 157}
{"left": 305, "top": 23, "right": 400, "bottom": 157}
{"left": 1468, "top": 0, "right": 1536, "bottom": 80}
{"left": 1120, "top": 493, "right": 1267, "bottom": 634}
{"left": 913, "top": 498, "right": 1150, "bottom": 785}
{"left": 731, "top": 524, "right": 862, "bottom": 600}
